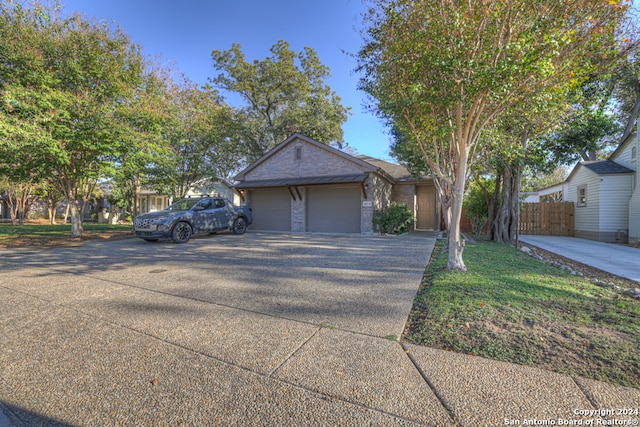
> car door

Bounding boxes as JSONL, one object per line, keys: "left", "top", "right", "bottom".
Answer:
{"left": 211, "top": 198, "right": 232, "bottom": 230}
{"left": 192, "top": 198, "right": 216, "bottom": 232}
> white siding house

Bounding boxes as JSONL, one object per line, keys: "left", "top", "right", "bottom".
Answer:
{"left": 560, "top": 131, "right": 638, "bottom": 243}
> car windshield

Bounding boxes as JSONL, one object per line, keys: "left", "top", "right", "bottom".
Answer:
{"left": 164, "top": 199, "right": 201, "bottom": 212}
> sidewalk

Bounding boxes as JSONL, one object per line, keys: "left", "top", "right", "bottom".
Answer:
{"left": 520, "top": 235, "right": 640, "bottom": 283}
{"left": 1, "top": 234, "right": 638, "bottom": 425}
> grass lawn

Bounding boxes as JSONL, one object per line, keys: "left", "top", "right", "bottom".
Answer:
{"left": 404, "top": 239, "right": 640, "bottom": 389}
{"left": 0, "top": 222, "right": 133, "bottom": 248}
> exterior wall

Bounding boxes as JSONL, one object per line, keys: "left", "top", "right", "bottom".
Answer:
{"left": 566, "top": 167, "right": 600, "bottom": 241}
{"left": 629, "top": 184, "right": 640, "bottom": 244}
{"left": 369, "top": 174, "right": 392, "bottom": 233}
{"left": 188, "top": 181, "right": 240, "bottom": 205}
{"left": 245, "top": 140, "right": 367, "bottom": 180}
{"left": 292, "top": 187, "right": 306, "bottom": 232}
{"left": 598, "top": 175, "right": 633, "bottom": 243}
{"left": 628, "top": 134, "right": 640, "bottom": 244}
{"left": 138, "top": 194, "right": 169, "bottom": 214}
{"left": 391, "top": 182, "right": 416, "bottom": 210}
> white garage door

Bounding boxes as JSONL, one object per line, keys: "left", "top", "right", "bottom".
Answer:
{"left": 249, "top": 188, "right": 291, "bottom": 231}
{"left": 307, "top": 185, "right": 361, "bottom": 233}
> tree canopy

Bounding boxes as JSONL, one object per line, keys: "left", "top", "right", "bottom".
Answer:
{"left": 211, "top": 40, "right": 350, "bottom": 161}
{"left": 358, "top": 0, "right": 636, "bottom": 270}
{"left": 0, "top": 3, "right": 147, "bottom": 235}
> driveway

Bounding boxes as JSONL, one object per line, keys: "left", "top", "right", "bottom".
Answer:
{"left": 1, "top": 232, "right": 449, "bottom": 425}
{"left": 519, "top": 235, "right": 640, "bottom": 283}
{"left": 2, "top": 232, "right": 638, "bottom": 426}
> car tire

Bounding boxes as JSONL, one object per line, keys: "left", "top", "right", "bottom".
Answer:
{"left": 171, "top": 222, "right": 192, "bottom": 243}
{"left": 232, "top": 217, "right": 247, "bottom": 235}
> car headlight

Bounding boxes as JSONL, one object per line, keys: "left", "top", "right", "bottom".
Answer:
{"left": 157, "top": 224, "right": 167, "bottom": 231}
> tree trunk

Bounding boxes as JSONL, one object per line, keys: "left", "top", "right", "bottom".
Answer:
{"left": 447, "top": 145, "right": 469, "bottom": 271}
{"left": 509, "top": 162, "right": 524, "bottom": 245}
{"left": 68, "top": 199, "right": 83, "bottom": 238}
{"left": 64, "top": 201, "right": 70, "bottom": 224}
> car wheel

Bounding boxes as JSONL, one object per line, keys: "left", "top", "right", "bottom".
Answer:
{"left": 143, "top": 238, "right": 159, "bottom": 242}
{"left": 171, "top": 222, "right": 192, "bottom": 243}
{"left": 232, "top": 217, "right": 247, "bottom": 235}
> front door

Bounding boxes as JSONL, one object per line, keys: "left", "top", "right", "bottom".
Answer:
{"left": 416, "top": 185, "right": 435, "bottom": 230}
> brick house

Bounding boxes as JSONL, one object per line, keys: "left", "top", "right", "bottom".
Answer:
{"left": 233, "top": 133, "right": 438, "bottom": 233}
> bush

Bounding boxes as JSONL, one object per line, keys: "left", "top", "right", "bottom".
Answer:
{"left": 373, "top": 202, "right": 414, "bottom": 234}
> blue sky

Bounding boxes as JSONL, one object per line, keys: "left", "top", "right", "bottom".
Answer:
{"left": 59, "top": 0, "right": 394, "bottom": 161}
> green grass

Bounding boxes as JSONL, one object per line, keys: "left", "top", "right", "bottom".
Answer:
{"left": 0, "top": 222, "right": 132, "bottom": 247}
{"left": 404, "top": 240, "right": 640, "bottom": 388}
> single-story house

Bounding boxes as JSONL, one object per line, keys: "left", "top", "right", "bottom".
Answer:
{"left": 136, "top": 179, "right": 240, "bottom": 215}
{"left": 233, "top": 133, "right": 438, "bottom": 233}
{"left": 552, "top": 131, "right": 639, "bottom": 244}
{"left": 187, "top": 178, "right": 242, "bottom": 206}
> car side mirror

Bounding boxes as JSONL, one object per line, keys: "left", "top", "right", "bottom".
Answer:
{"left": 192, "top": 206, "right": 204, "bottom": 211}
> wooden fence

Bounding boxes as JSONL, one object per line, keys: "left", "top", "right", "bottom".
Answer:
{"left": 519, "top": 202, "right": 574, "bottom": 236}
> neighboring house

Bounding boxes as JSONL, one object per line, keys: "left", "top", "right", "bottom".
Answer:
{"left": 187, "top": 178, "right": 242, "bottom": 206}
{"left": 137, "top": 189, "right": 169, "bottom": 214}
{"left": 0, "top": 199, "right": 9, "bottom": 220}
{"left": 137, "top": 179, "right": 239, "bottom": 215}
{"left": 233, "top": 133, "right": 438, "bottom": 233}
{"left": 547, "top": 131, "right": 639, "bottom": 244}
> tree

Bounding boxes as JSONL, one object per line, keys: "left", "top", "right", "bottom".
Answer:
{"left": 614, "top": 45, "right": 640, "bottom": 140}
{"left": 145, "top": 80, "right": 243, "bottom": 200}
{"left": 540, "top": 76, "right": 622, "bottom": 164}
{"left": 211, "top": 40, "right": 350, "bottom": 161}
{"left": 358, "top": 0, "right": 635, "bottom": 270}
{"left": 0, "top": 3, "right": 146, "bottom": 237}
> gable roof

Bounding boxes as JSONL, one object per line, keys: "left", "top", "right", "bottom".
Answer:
{"left": 356, "top": 155, "right": 430, "bottom": 182}
{"left": 566, "top": 159, "right": 634, "bottom": 183}
{"left": 233, "top": 133, "right": 376, "bottom": 181}
{"left": 581, "top": 160, "right": 634, "bottom": 175}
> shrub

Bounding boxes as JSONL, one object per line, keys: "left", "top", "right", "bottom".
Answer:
{"left": 373, "top": 202, "right": 414, "bottom": 234}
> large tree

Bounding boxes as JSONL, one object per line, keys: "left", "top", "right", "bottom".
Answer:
{"left": 358, "top": 0, "right": 635, "bottom": 270}
{"left": 144, "top": 79, "right": 243, "bottom": 200}
{"left": 211, "top": 40, "right": 350, "bottom": 161}
{"left": 0, "top": 3, "right": 146, "bottom": 237}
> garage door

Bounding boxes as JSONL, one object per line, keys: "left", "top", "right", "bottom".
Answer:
{"left": 249, "top": 188, "right": 291, "bottom": 231}
{"left": 307, "top": 185, "right": 361, "bottom": 233}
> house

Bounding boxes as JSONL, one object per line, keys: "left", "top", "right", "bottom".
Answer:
{"left": 137, "top": 188, "right": 169, "bottom": 215}
{"left": 136, "top": 179, "right": 240, "bottom": 215}
{"left": 560, "top": 131, "right": 639, "bottom": 244}
{"left": 186, "top": 178, "right": 242, "bottom": 206}
{"left": 233, "top": 133, "right": 438, "bottom": 233}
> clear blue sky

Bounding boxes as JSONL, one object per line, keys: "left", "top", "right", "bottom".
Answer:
{"left": 60, "top": 0, "right": 394, "bottom": 161}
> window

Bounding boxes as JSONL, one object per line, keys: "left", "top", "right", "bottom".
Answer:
{"left": 577, "top": 185, "right": 587, "bottom": 207}
{"left": 294, "top": 146, "right": 302, "bottom": 161}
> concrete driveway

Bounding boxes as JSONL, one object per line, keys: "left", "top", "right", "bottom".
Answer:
{"left": 1, "top": 232, "right": 638, "bottom": 426}
{"left": 519, "top": 235, "right": 640, "bottom": 283}
{"left": 1, "top": 232, "right": 448, "bottom": 426}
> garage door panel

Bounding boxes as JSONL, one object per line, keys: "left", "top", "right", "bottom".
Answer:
{"left": 250, "top": 189, "right": 291, "bottom": 231}
{"left": 307, "top": 186, "right": 360, "bottom": 233}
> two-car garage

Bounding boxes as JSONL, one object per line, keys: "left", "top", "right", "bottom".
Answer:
{"left": 241, "top": 185, "right": 362, "bottom": 233}
{"left": 233, "top": 133, "right": 437, "bottom": 234}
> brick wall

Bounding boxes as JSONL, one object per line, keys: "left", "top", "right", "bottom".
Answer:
{"left": 246, "top": 141, "right": 366, "bottom": 180}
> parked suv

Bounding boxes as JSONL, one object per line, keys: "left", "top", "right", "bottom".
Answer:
{"left": 133, "top": 195, "right": 252, "bottom": 243}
